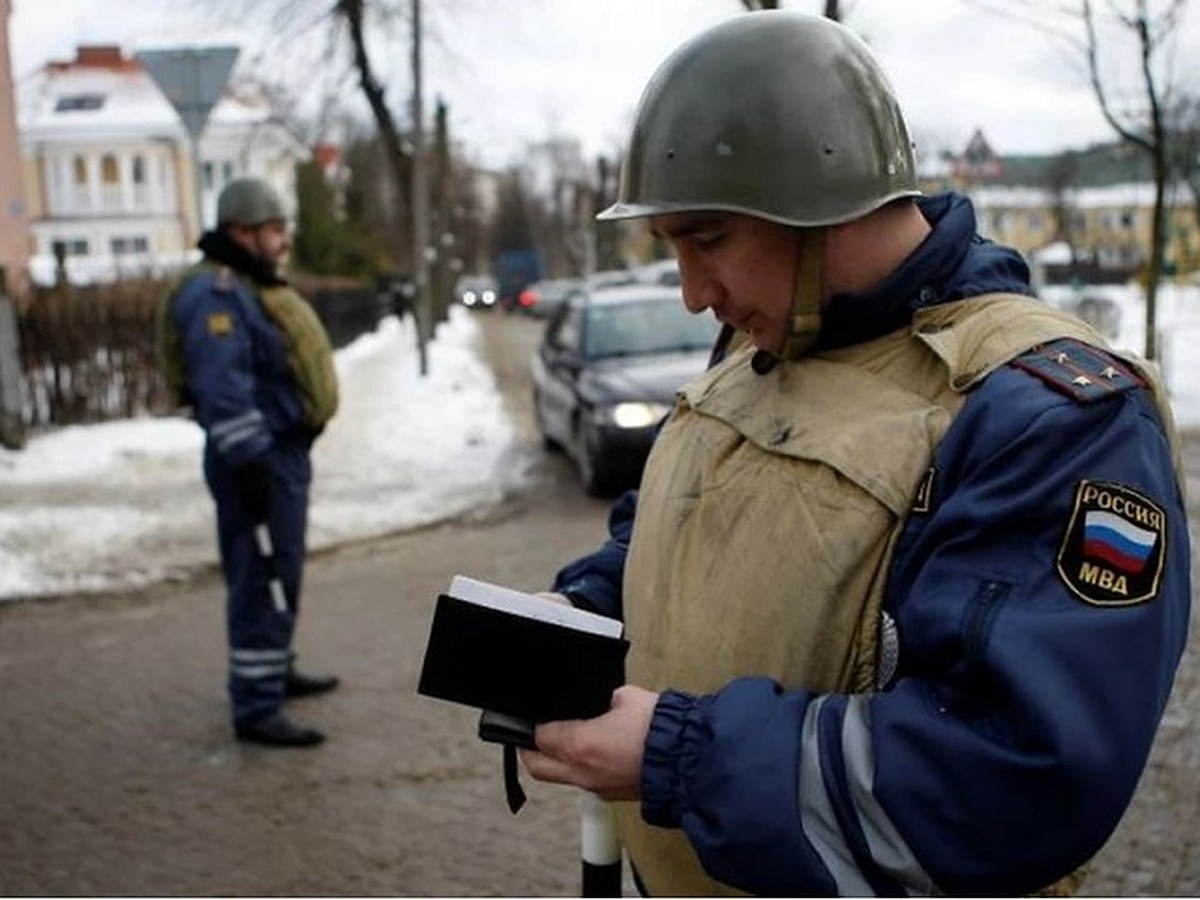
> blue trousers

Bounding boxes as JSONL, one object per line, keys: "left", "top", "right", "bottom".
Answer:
{"left": 205, "top": 440, "right": 311, "bottom": 726}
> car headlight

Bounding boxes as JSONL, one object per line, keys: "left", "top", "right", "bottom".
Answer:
{"left": 482, "top": 289, "right": 496, "bottom": 305}
{"left": 596, "top": 401, "right": 669, "bottom": 429}
{"left": 463, "top": 290, "right": 477, "bottom": 306}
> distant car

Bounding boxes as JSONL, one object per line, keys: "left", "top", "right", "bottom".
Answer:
{"left": 454, "top": 274, "right": 499, "bottom": 310}
{"left": 633, "top": 258, "right": 681, "bottom": 286}
{"left": 586, "top": 269, "right": 639, "bottom": 291}
{"left": 531, "top": 284, "right": 720, "bottom": 496}
{"left": 516, "top": 277, "right": 584, "bottom": 318}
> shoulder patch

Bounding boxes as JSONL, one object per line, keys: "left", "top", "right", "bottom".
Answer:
{"left": 207, "top": 312, "right": 234, "bottom": 336}
{"left": 1056, "top": 479, "right": 1166, "bottom": 606}
{"left": 1010, "top": 338, "right": 1145, "bottom": 402}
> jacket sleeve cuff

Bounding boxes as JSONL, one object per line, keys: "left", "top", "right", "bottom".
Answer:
{"left": 640, "top": 689, "right": 702, "bottom": 828}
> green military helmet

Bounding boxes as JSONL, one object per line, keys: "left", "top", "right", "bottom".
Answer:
{"left": 216, "top": 177, "right": 287, "bottom": 227}
{"left": 598, "top": 11, "right": 920, "bottom": 227}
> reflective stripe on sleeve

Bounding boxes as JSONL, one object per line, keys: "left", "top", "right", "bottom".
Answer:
{"left": 800, "top": 696, "right": 939, "bottom": 897}
{"left": 211, "top": 409, "right": 267, "bottom": 455}
{"left": 842, "top": 695, "right": 938, "bottom": 894}
{"left": 799, "top": 697, "right": 875, "bottom": 896}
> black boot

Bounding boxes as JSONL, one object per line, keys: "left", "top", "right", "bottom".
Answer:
{"left": 235, "top": 712, "right": 325, "bottom": 747}
{"left": 285, "top": 670, "right": 340, "bottom": 698}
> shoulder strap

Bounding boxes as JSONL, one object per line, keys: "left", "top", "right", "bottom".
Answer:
{"left": 1009, "top": 338, "right": 1146, "bottom": 403}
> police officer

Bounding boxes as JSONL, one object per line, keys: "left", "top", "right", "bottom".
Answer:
{"left": 161, "top": 177, "right": 340, "bottom": 747}
{"left": 520, "top": 12, "right": 1191, "bottom": 895}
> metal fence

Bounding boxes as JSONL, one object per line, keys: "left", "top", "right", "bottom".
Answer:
{"left": 13, "top": 275, "right": 386, "bottom": 431}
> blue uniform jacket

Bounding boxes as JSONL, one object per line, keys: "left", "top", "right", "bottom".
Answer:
{"left": 552, "top": 193, "right": 1191, "bottom": 894}
{"left": 171, "top": 262, "right": 310, "bottom": 469}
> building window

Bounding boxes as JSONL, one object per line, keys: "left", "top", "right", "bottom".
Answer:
{"left": 1121, "top": 211, "right": 1136, "bottom": 229}
{"left": 73, "top": 156, "right": 87, "bottom": 185}
{"left": 203, "top": 161, "right": 215, "bottom": 189}
{"left": 111, "top": 236, "right": 149, "bottom": 255}
{"left": 101, "top": 154, "right": 119, "bottom": 184}
{"left": 51, "top": 237, "right": 89, "bottom": 256}
{"left": 132, "top": 156, "right": 146, "bottom": 184}
{"left": 55, "top": 93, "right": 105, "bottom": 112}
{"left": 222, "top": 161, "right": 235, "bottom": 184}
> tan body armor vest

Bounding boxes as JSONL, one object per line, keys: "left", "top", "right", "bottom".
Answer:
{"left": 614, "top": 295, "right": 1178, "bottom": 896}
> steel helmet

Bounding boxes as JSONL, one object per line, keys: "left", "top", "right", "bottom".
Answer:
{"left": 216, "top": 177, "right": 287, "bottom": 227}
{"left": 597, "top": 11, "right": 919, "bottom": 227}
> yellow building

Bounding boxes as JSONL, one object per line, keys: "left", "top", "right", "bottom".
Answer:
{"left": 922, "top": 129, "right": 1197, "bottom": 281}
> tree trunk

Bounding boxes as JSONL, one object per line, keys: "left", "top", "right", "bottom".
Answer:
{"left": 336, "top": 0, "right": 413, "bottom": 274}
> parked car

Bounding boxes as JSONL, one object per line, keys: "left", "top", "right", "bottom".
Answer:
{"left": 633, "top": 258, "right": 681, "bottom": 286}
{"left": 531, "top": 284, "right": 720, "bottom": 496}
{"left": 454, "top": 274, "right": 499, "bottom": 310}
{"left": 515, "top": 277, "right": 584, "bottom": 318}
{"left": 586, "top": 268, "right": 639, "bottom": 291}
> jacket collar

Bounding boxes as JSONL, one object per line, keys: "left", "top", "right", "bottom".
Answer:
{"left": 815, "top": 192, "right": 1034, "bottom": 351}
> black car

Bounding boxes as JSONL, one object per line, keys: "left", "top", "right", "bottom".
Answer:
{"left": 531, "top": 284, "right": 720, "bottom": 496}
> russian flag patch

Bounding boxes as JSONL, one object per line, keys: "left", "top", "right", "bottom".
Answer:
{"left": 1057, "top": 480, "right": 1166, "bottom": 606}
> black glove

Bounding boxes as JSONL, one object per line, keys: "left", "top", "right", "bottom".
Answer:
{"left": 233, "top": 458, "right": 273, "bottom": 523}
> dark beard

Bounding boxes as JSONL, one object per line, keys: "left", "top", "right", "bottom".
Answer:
{"left": 196, "top": 230, "right": 288, "bottom": 287}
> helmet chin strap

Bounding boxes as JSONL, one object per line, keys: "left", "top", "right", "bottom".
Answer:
{"left": 751, "top": 227, "right": 825, "bottom": 375}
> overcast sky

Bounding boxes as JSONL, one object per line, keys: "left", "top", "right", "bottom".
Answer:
{"left": 10, "top": 0, "right": 1200, "bottom": 168}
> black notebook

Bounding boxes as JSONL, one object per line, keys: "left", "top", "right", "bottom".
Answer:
{"left": 417, "top": 575, "right": 628, "bottom": 723}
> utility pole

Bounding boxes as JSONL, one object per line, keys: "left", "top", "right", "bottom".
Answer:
{"left": 410, "top": 0, "right": 430, "bottom": 376}
{"left": 432, "top": 98, "right": 452, "bottom": 327}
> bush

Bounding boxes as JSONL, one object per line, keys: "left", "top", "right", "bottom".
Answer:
{"left": 17, "top": 274, "right": 384, "bottom": 430}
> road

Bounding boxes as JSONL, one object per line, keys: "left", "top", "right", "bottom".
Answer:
{"left": 0, "top": 311, "right": 1195, "bottom": 895}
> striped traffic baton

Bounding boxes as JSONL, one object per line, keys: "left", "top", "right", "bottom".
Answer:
{"left": 581, "top": 792, "right": 622, "bottom": 897}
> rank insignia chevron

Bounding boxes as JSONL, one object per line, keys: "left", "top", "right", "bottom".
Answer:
{"left": 1009, "top": 339, "right": 1146, "bottom": 402}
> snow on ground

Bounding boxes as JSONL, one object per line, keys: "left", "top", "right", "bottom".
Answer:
{"left": 0, "top": 307, "right": 522, "bottom": 600}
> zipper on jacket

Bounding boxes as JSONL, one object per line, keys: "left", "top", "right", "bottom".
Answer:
{"left": 960, "top": 580, "right": 1012, "bottom": 711}
{"left": 965, "top": 580, "right": 1009, "bottom": 663}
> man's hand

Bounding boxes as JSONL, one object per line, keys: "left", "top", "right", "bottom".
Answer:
{"left": 520, "top": 685, "right": 659, "bottom": 801}
{"left": 233, "top": 458, "right": 273, "bottom": 523}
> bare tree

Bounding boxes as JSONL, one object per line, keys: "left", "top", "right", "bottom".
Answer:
{"left": 213, "top": 0, "right": 452, "bottom": 370}
{"left": 335, "top": 0, "right": 414, "bottom": 272}
{"left": 1046, "top": 149, "right": 1085, "bottom": 264}
{"left": 1080, "top": 0, "right": 1188, "bottom": 361}
{"left": 968, "top": 0, "right": 1189, "bottom": 361}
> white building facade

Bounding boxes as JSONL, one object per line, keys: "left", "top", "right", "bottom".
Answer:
{"left": 18, "top": 45, "right": 307, "bottom": 286}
